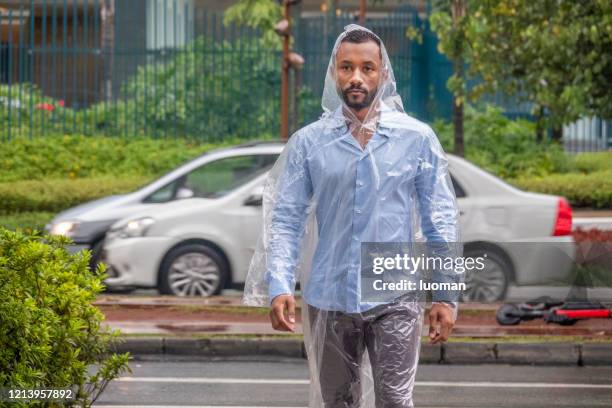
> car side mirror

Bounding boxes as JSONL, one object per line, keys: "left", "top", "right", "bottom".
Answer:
{"left": 176, "top": 187, "right": 194, "bottom": 199}
{"left": 243, "top": 185, "right": 264, "bottom": 207}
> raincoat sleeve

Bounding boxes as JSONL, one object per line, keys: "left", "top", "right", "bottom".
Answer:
{"left": 265, "top": 133, "right": 313, "bottom": 303}
{"left": 415, "top": 127, "right": 462, "bottom": 307}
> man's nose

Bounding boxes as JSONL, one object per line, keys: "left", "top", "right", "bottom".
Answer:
{"left": 349, "top": 69, "right": 364, "bottom": 86}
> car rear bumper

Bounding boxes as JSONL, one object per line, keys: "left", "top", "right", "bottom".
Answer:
{"left": 101, "top": 236, "right": 178, "bottom": 288}
{"left": 502, "top": 235, "right": 576, "bottom": 285}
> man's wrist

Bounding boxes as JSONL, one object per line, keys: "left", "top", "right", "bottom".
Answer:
{"left": 268, "top": 278, "right": 295, "bottom": 305}
{"left": 433, "top": 301, "right": 457, "bottom": 308}
{"left": 270, "top": 292, "right": 292, "bottom": 306}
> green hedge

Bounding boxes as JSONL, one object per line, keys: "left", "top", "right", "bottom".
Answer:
{"left": 0, "top": 176, "right": 151, "bottom": 215}
{"left": 568, "top": 152, "right": 611, "bottom": 174}
{"left": 0, "top": 134, "right": 251, "bottom": 183}
{"left": 0, "top": 211, "right": 55, "bottom": 233}
{"left": 512, "top": 171, "right": 612, "bottom": 209}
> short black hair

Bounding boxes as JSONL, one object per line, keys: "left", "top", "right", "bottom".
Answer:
{"left": 340, "top": 29, "right": 382, "bottom": 48}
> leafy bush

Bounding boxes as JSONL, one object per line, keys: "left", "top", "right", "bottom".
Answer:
{"left": 0, "top": 228, "right": 131, "bottom": 407}
{"left": 431, "top": 105, "right": 612, "bottom": 208}
{"left": 432, "top": 105, "right": 569, "bottom": 179}
{"left": 0, "top": 176, "right": 151, "bottom": 215}
{"left": 569, "top": 152, "right": 612, "bottom": 174}
{"left": 76, "top": 36, "right": 319, "bottom": 140}
{"left": 512, "top": 171, "right": 612, "bottom": 209}
{"left": 0, "top": 134, "right": 247, "bottom": 183}
{"left": 0, "top": 83, "right": 68, "bottom": 138}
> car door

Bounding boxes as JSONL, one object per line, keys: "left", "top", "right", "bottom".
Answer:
{"left": 179, "top": 154, "right": 278, "bottom": 283}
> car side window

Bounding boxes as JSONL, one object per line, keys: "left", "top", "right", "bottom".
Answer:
{"left": 181, "top": 154, "right": 278, "bottom": 199}
{"left": 143, "top": 179, "right": 179, "bottom": 203}
{"left": 450, "top": 174, "right": 466, "bottom": 198}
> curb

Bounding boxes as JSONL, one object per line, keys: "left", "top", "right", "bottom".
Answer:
{"left": 111, "top": 337, "right": 612, "bottom": 366}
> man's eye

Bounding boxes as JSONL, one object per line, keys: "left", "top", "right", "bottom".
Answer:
{"left": 364, "top": 66, "right": 373, "bottom": 72}
{"left": 341, "top": 66, "right": 351, "bottom": 71}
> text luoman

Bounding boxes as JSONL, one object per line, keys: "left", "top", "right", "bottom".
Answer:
{"left": 372, "top": 280, "right": 466, "bottom": 291}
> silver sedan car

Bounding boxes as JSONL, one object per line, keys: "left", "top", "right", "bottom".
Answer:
{"left": 91, "top": 142, "right": 575, "bottom": 301}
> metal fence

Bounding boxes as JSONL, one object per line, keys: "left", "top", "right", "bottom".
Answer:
{"left": 563, "top": 117, "right": 612, "bottom": 153}
{"left": 0, "top": 1, "right": 609, "bottom": 150}
{"left": 1, "top": 1, "right": 452, "bottom": 142}
{"left": 0, "top": 1, "right": 287, "bottom": 141}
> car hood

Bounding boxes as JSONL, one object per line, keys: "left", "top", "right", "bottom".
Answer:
{"left": 109, "top": 197, "right": 218, "bottom": 229}
{"left": 52, "top": 194, "right": 131, "bottom": 222}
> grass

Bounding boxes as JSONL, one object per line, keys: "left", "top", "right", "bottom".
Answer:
{"left": 166, "top": 304, "right": 272, "bottom": 317}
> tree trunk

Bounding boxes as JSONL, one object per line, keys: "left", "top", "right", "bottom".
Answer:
{"left": 451, "top": 0, "right": 466, "bottom": 157}
{"left": 452, "top": 87, "right": 464, "bottom": 157}
{"left": 551, "top": 125, "right": 563, "bottom": 143}
{"left": 535, "top": 105, "right": 544, "bottom": 143}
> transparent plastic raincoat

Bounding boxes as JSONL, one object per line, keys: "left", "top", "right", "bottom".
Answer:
{"left": 244, "top": 24, "right": 462, "bottom": 407}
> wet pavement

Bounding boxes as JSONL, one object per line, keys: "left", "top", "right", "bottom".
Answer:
{"left": 97, "top": 294, "right": 612, "bottom": 338}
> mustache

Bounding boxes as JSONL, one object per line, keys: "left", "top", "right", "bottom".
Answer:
{"left": 343, "top": 85, "right": 367, "bottom": 93}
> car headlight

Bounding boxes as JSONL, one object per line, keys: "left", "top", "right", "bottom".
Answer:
{"left": 117, "top": 217, "right": 156, "bottom": 238}
{"left": 50, "top": 220, "right": 80, "bottom": 236}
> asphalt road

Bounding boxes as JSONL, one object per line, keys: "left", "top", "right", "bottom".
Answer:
{"left": 93, "top": 357, "right": 612, "bottom": 407}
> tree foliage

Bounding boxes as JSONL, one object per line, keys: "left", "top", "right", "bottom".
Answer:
{"left": 431, "top": 0, "right": 612, "bottom": 137}
{"left": 224, "top": 0, "right": 282, "bottom": 47}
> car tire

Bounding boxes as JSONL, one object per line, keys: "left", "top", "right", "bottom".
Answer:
{"left": 89, "top": 239, "right": 104, "bottom": 273}
{"left": 461, "top": 248, "right": 512, "bottom": 302}
{"left": 159, "top": 243, "right": 228, "bottom": 297}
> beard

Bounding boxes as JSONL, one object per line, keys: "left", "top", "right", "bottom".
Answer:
{"left": 340, "top": 84, "right": 378, "bottom": 110}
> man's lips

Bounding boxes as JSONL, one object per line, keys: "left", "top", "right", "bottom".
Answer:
{"left": 347, "top": 89, "right": 366, "bottom": 95}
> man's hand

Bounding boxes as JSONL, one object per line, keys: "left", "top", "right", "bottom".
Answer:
{"left": 428, "top": 303, "right": 455, "bottom": 344}
{"left": 270, "top": 294, "right": 296, "bottom": 332}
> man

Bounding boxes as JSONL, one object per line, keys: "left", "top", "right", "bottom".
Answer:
{"left": 243, "top": 25, "right": 460, "bottom": 407}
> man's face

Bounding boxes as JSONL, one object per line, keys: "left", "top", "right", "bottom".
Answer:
{"left": 335, "top": 40, "right": 382, "bottom": 110}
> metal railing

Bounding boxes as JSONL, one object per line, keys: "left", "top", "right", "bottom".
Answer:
{"left": 1, "top": 1, "right": 608, "bottom": 151}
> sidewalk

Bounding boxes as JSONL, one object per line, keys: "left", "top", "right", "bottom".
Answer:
{"left": 98, "top": 295, "right": 612, "bottom": 365}
{"left": 96, "top": 295, "right": 612, "bottom": 337}
{"left": 574, "top": 210, "right": 612, "bottom": 230}
{"left": 573, "top": 210, "right": 612, "bottom": 218}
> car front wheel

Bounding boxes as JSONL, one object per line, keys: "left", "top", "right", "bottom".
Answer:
{"left": 159, "top": 244, "right": 227, "bottom": 297}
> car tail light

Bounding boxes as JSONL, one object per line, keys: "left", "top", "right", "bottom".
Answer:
{"left": 552, "top": 197, "right": 572, "bottom": 236}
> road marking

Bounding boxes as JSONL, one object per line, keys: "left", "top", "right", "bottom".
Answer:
{"left": 417, "top": 381, "right": 612, "bottom": 389}
{"left": 95, "top": 406, "right": 304, "bottom": 408}
{"left": 115, "top": 376, "right": 612, "bottom": 389}
{"left": 117, "top": 377, "right": 309, "bottom": 385}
